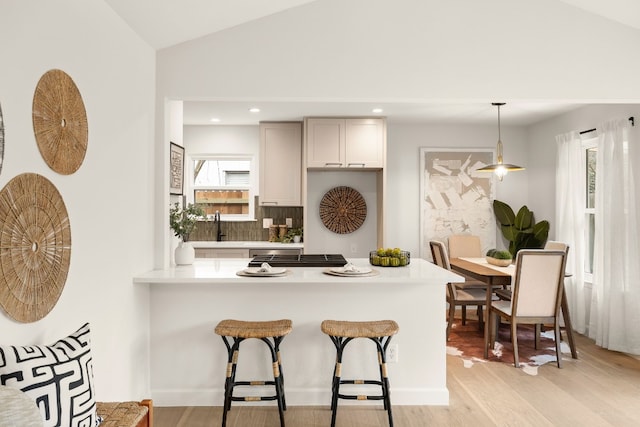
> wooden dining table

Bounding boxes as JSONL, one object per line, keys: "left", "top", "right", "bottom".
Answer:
{"left": 449, "top": 257, "right": 578, "bottom": 360}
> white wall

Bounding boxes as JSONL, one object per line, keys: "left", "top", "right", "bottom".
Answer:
{"left": 306, "top": 171, "right": 378, "bottom": 257}
{"left": 386, "top": 123, "right": 529, "bottom": 257}
{"left": 0, "top": 0, "right": 156, "bottom": 401}
{"left": 157, "top": 0, "right": 640, "bottom": 101}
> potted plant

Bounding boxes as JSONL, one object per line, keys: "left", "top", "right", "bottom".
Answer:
{"left": 493, "top": 200, "right": 549, "bottom": 258}
{"left": 169, "top": 202, "right": 205, "bottom": 265}
{"left": 485, "top": 248, "right": 513, "bottom": 267}
{"left": 282, "top": 227, "right": 303, "bottom": 243}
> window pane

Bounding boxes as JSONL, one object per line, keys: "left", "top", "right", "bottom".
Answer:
{"left": 194, "top": 190, "right": 250, "bottom": 216}
{"left": 194, "top": 160, "right": 250, "bottom": 187}
{"left": 586, "top": 212, "right": 595, "bottom": 274}
{"left": 586, "top": 147, "right": 596, "bottom": 209}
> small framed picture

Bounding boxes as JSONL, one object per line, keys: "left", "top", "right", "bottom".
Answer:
{"left": 169, "top": 142, "right": 184, "bottom": 195}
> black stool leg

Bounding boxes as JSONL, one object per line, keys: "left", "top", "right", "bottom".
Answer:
{"left": 221, "top": 336, "right": 243, "bottom": 427}
{"left": 327, "top": 336, "right": 353, "bottom": 427}
{"left": 261, "top": 336, "right": 286, "bottom": 427}
{"left": 372, "top": 336, "right": 394, "bottom": 427}
{"left": 273, "top": 336, "right": 287, "bottom": 411}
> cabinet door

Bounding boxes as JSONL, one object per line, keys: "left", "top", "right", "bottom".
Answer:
{"left": 345, "top": 118, "right": 385, "bottom": 168}
{"left": 259, "top": 122, "right": 302, "bottom": 206}
{"left": 306, "top": 118, "right": 346, "bottom": 168}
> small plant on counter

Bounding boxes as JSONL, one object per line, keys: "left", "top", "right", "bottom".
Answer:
{"left": 282, "top": 227, "right": 303, "bottom": 243}
{"left": 169, "top": 202, "right": 205, "bottom": 242}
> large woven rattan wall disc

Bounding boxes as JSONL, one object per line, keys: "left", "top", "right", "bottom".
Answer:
{"left": 0, "top": 173, "right": 71, "bottom": 322}
{"left": 32, "top": 69, "right": 88, "bottom": 175}
{"left": 319, "top": 186, "right": 367, "bottom": 234}
{"left": 0, "top": 102, "right": 4, "bottom": 175}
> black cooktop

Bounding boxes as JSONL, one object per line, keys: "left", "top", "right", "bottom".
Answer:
{"left": 247, "top": 254, "right": 348, "bottom": 267}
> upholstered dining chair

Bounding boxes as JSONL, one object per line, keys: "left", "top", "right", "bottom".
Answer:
{"left": 487, "top": 249, "right": 567, "bottom": 368}
{"left": 447, "top": 234, "right": 483, "bottom": 259}
{"left": 430, "top": 240, "right": 496, "bottom": 340}
{"left": 494, "top": 241, "right": 569, "bottom": 302}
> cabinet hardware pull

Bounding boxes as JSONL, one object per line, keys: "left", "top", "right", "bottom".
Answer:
{"left": 261, "top": 202, "right": 278, "bottom": 205}
{"left": 347, "top": 163, "right": 366, "bottom": 167}
{"left": 324, "top": 163, "right": 343, "bottom": 167}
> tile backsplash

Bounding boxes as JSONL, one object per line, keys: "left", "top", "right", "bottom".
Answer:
{"left": 190, "top": 196, "right": 303, "bottom": 241}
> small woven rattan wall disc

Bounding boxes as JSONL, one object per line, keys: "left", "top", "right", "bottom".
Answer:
{"left": 32, "top": 69, "right": 88, "bottom": 175}
{"left": 0, "top": 102, "right": 4, "bottom": 175}
{"left": 319, "top": 186, "right": 367, "bottom": 234}
{"left": 0, "top": 173, "right": 71, "bottom": 322}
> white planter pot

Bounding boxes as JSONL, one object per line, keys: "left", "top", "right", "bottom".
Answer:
{"left": 175, "top": 241, "right": 195, "bottom": 265}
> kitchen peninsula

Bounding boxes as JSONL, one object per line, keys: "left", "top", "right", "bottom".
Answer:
{"left": 133, "top": 257, "right": 462, "bottom": 407}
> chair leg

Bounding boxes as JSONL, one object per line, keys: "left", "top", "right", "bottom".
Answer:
{"left": 446, "top": 301, "right": 455, "bottom": 340}
{"left": 461, "top": 306, "right": 467, "bottom": 325}
{"left": 511, "top": 322, "right": 519, "bottom": 368}
{"left": 477, "top": 306, "right": 484, "bottom": 331}
{"left": 487, "top": 309, "right": 498, "bottom": 350}
{"left": 554, "top": 321, "right": 563, "bottom": 368}
{"left": 535, "top": 324, "right": 541, "bottom": 350}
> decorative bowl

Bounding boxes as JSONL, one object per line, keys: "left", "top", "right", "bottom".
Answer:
{"left": 486, "top": 256, "right": 512, "bottom": 267}
{"left": 369, "top": 250, "right": 410, "bottom": 267}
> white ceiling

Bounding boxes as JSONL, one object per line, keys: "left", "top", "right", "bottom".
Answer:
{"left": 104, "top": 0, "right": 638, "bottom": 126}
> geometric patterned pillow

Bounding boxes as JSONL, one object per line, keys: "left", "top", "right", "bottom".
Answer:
{"left": 0, "top": 323, "right": 101, "bottom": 427}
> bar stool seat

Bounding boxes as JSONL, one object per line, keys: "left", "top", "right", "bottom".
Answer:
{"left": 215, "top": 319, "right": 293, "bottom": 427}
{"left": 321, "top": 319, "right": 399, "bottom": 427}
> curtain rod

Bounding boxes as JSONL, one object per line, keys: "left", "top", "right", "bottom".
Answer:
{"left": 579, "top": 116, "right": 635, "bottom": 135}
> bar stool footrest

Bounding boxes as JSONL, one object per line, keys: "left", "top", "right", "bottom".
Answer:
{"left": 340, "top": 379, "right": 383, "bottom": 386}
{"left": 230, "top": 396, "right": 279, "bottom": 402}
{"left": 338, "top": 394, "right": 385, "bottom": 401}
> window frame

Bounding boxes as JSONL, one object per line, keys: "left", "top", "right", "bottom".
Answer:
{"left": 187, "top": 154, "right": 256, "bottom": 221}
{"left": 582, "top": 135, "right": 598, "bottom": 283}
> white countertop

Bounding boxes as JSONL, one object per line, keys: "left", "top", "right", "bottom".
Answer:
{"left": 133, "top": 257, "right": 463, "bottom": 285}
{"left": 190, "top": 241, "right": 304, "bottom": 250}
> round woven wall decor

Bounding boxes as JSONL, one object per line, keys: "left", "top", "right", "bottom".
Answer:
{"left": 32, "top": 69, "right": 88, "bottom": 175}
{"left": 0, "top": 173, "right": 71, "bottom": 323}
{"left": 319, "top": 186, "right": 367, "bottom": 234}
{"left": 0, "top": 102, "right": 4, "bottom": 174}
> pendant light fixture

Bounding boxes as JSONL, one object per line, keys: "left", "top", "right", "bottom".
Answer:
{"left": 477, "top": 102, "right": 524, "bottom": 181}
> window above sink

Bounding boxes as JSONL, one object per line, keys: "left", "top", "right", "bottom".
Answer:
{"left": 189, "top": 155, "right": 256, "bottom": 221}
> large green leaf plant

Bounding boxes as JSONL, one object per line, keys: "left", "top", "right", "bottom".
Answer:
{"left": 169, "top": 202, "right": 205, "bottom": 242}
{"left": 493, "top": 200, "right": 549, "bottom": 258}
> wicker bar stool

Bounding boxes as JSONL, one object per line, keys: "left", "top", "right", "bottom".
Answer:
{"left": 321, "top": 319, "right": 399, "bottom": 427}
{"left": 214, "top": 319, "right": 293, "bottom": 427}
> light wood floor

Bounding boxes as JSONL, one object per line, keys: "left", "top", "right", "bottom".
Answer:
{"left": 154, "top": 332, "right": 640, "bottom": 426}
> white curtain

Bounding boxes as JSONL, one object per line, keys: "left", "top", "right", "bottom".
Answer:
{"left": 590, "top": 119, "right": 640, "bottom": 354}
{"left": 555, "top": 131, "right": 587, "bottom": 334}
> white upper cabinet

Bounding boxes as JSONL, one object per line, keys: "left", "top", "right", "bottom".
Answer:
{"left": 306, "top": 118, "right": 386, "bottom": 169}
{"left": 259, "top": 122, "right": 302, "bottom": 206}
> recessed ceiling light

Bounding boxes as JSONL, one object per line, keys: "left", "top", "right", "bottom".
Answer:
{"left": 210, "top": 118, "right": 220, "bottom": 123}
{"left": 249, "top": 108, "right": 260, "bottom": 113}
{"left": 372, "top": 108, "right": 383, "bottom": 114}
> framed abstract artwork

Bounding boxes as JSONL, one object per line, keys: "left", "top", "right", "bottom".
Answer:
{"left": 419, "top": 147, "right": 496, "bottom": 259}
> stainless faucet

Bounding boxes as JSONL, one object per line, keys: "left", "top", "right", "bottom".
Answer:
{"left": 214, "top": 210, "right": 225, "bottom": 241}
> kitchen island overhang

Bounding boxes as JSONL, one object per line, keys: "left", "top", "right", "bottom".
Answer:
{"left": 134, "top": 258, "right": 463, "bottom": 407}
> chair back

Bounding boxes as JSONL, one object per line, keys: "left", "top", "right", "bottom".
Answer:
{"left": 544, "top": 240, "right": 568, "bottom": 252}
{"left": 448, "top": 234, "right": 482, "bottom": 258}
{"left": 429, "top": 240, "right": 451, "bottom": 271}
{"left": 511, "top": 250, "right": 566, "bottom": 318}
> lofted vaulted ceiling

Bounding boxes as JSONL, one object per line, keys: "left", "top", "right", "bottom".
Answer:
{"left": 104, "top": 0, "right": 639, "bottom": 126}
